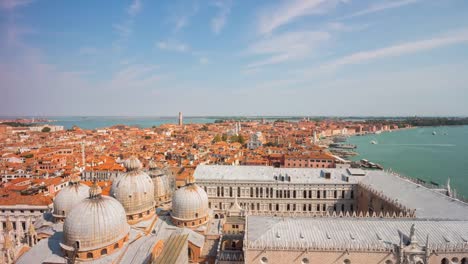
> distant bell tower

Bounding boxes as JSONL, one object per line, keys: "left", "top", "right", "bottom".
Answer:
{"left": 178, "top": 112, "right": 183, "bottom": 126}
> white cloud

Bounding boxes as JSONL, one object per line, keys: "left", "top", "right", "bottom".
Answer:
{"left": 170, "top": 2, "right": 199, "bottom": 32}
{"left": 199, "top": 57, "right": 209, "bottom": 65}
{"left": 109, "top": 64, "right": 161, "bottom": 88}
{"left": 0, "top": 0, "right": 34, "bottom": 10}
{"left": 157, "top": 40, "right": 190, "bottom": 52}
{"left": 113, "top": 0, "right": 143, "bottom": 51}
{"left": 257, "top": 0, "right": 344, "bottom": 35}
{"left": 128, "top": 0, "right": 141, "bottom": 17}
{"left": 319, "top": 30, "right": 468, "bottom": 71}
{"left": 340, "top": 0, "right": 421, "bottom": 20}
{"left": 327, "top": 22, "right": 368, "bottom": 32}
{"left": 246, "top": 31, "right": 330, "bottom": 69}
{"left": 211, "top": 0, "right": 232, "bottom": 34}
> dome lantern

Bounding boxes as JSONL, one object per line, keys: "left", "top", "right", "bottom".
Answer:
{"left": 147, "top": 161, "right": 172, "bottom": 206}
{"left": 111, "top": 156, "right": 156, "bottom": 224}
{"left": 53, "top": 178, "right": 90, "bottom": 221}
{"left": 171, "top": 183, "right": 209, "bottom": 228}
{"left": 123, "top": 156, "right": 143, "bottom": 172}
{"left": 89, "top": 180, "right": 102, "bottom": 199}
{"left": 61, "top": 187, "right": 130, "bottom": 261}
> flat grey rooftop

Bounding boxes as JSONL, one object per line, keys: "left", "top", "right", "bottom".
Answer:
{"left": 194, "top": 165, "right": 358, "bottom": 184}
{"left": 195, "top": 165, "right": 468, "bottom": 220}
{"left": 246, "top": 216, "right": 468, "bottom": 251}
{"left": 361, "top": 170, "right": 468, "bottom": 220}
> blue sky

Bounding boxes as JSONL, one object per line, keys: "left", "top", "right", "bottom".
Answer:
{"left": 1, "top": 0, "right": 468, "bottom": 116}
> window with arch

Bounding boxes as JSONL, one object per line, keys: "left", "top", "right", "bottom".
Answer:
{"left": 302, "top": 258, "right": 310, "bottom": 264}
{"left": 114, "top": 243, "right": 119, "bottom": 249}
{"left": 101, "top": 248, "right": 107, "bottom": 256}
{"left": 87, "top": 252, "right": 93, "bottom": 259}
{"left": 188, "top": 247, "right": 193, "bottom": 259}
{"left": 261, "top": 256, "right": 268, "bottom": 263}
{"left": 441, "top": 258, "right": 449, "bottom": 264}
{"left": 452, "top": 257, "right": 459, "bottom": 264}
{"left": 461, "top": 257, "right": 467, "bottom": 264}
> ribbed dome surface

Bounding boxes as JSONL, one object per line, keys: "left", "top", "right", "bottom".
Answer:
{"left": 111, "top": 158, "right": 155, "bottom": 215}
{"left": 63, "top": 196, "right": 129, "bottom": 251}
{"left": 172, "top": 184, "right": 208, "bottom": 220}
{"left": 148, "top": 167, "right": 170, "bottom": 201}
{"left": 53, "top": 183, "right": 90, "bottom": 218}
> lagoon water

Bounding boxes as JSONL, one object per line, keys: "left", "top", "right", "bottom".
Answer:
{"left": 347, "top": 126, "right": 468, "bottom": 197}
{"left": 47, "top": 116, "right": 216, "bottom": 130}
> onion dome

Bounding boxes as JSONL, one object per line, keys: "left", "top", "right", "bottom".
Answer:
{"left": 148, "top": 161, "right": 171, "bottom": 205}
{"left": 111, "top": 156, "right": 155, "bottom": 223}
{"left": 61, "top": 182, "right": 130, "bottom": 260}
{"left": 171, "top": 183, "right": 209, "bottom": 228}
{"left": 53, "top": 176, "right": 90, "bottom": 220}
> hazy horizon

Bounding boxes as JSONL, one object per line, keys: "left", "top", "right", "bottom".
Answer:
{"left": 1, "top": 115, "right": 468, "bottom": 119}
{"left": 2, "top": 0, "right": 468, "bottom": 116}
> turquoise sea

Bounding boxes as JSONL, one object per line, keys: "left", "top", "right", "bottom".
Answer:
{"left": 347, "top": 126, "right": 468, "bottom": 197}
{"left": 44, "top": 116, "right": 216, "bottom": 130}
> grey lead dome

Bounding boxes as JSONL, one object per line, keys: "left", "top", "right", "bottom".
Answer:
{"left": 62, "top": 191, "right": 129, "bottom": 252}
{"left": 111, "top": 157, "right": 155, "bottom": 216}
{"left": 172, "top": 184, "right": 209, "bottom": 220}
{"left": 53, "top": 180, "right": 90, "bottom": 219}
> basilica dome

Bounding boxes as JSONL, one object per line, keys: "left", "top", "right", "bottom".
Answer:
{"left": 53, "top": 176, "right": 90, "bottom": 220}
{"left": 148, "top": 160, "right": 171, "bottom": 206}
{"left": 61, "top": 182, "right": 130, "bottom": 260}
{"left": 111, "top": 156, "right": 155, "bottom": 223}
{"left": 171, "top": 183, "right": 209, "bottom": 228}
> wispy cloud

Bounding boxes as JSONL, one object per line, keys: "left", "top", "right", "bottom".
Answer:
{"left": 211, "top": 0, "right": 232, "bottom": 34}
{"left": 199, "top": 57, "right": 210, "bottom": 65}
{"left": 109, "top": 64, "right": 162, "bottom": 88}
{"left": 170, "top": 2, "right": 199, "bottom": 32}
{"left": 113, "top": 0, "right": 142, "bottom": 51}
{"left": 340, "top": 0, "right": 421, "bottom": 20}
{"left": 0, "top": 0, "right": 34, "bottom": 10}
{"left": 319, "top": 29, "right": 468, "bottom": 71}
{"left": 128, "top": 0, "right": 141, "bottom": 16}
{"left": 156, "top": 40, "right": 190, "bottom": 52}
{"left": 257, "top": 0, "right": 345, "bottom": 35}
{"left": 246, "top": 31, "right": 330, "bottom": 69}
{"left": 327, "top": 21, "right": 368, "bottom": 32}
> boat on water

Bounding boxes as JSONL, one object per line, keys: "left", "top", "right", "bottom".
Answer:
{"left": 329, "top": 143, "right": 357, "bottom": 149}
{"left": 370, "top": 140, "right": 378, "bottom": 144}
{"left": 432, "top": 131, "right": 437, "bottom": 135}
{"left": 360, "top": 159, "right": 384, "bottom": 170}
{"left": 332, "top": 136, "right": 348, "bottom": 143}
{"left": 375, "top": 131, "right": 382, "bottom": 135}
